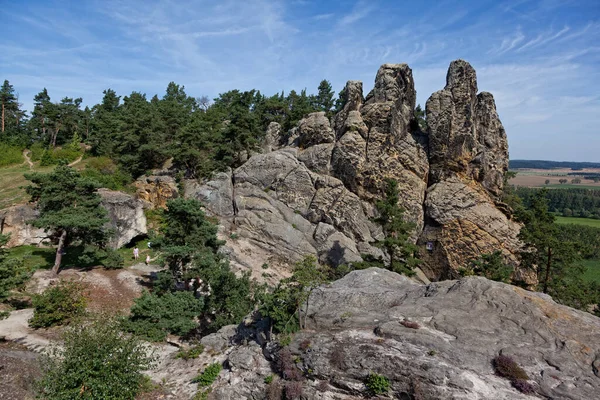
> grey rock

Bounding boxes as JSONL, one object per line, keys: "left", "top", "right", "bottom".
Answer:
{"left": 297, "top": 112, "right": 335, "bottom": 148}
{"left": 261, "top": 122, "right": 281, "bottom": 153}
{"left": 185, "top": 170, "right": 235, "bottom": 217}
{"left": 0, "top": 205, "right": 47, "bottom": 247}
{"left": 298, "top": 143, "right": 334, "bottom": 174}
{"left": 99, "top": 189, "right": 147, "bottom": 249}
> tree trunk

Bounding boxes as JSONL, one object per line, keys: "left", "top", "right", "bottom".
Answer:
{"left": 52, "top": 230, "right": 67, "bottom": 275}
{"left": 51, "top": 126, "right": 60, "bottom": 148}
{"left": 542, "top": 247, "right": 552, "bottom": 294}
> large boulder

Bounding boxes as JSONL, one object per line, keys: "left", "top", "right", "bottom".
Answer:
{"left": 210, "top": 269, "right": 600, "bottom": 399}
{"left": 99, "top": 189, "right": 147, "bottom": 249}
{"left": 0, "top": 205, "right": 47, "bottom": 247}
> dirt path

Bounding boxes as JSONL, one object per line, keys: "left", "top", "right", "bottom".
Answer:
{"left": 68, "top": 155, "right": 83, "bottom": 167}
{"left": 22, "top": 150, "right": 33, "bottom": 170}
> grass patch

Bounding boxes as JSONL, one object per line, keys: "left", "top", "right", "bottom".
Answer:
{"left": 0, "top": 144, "right": 23, "bottom": 167}
{"left": 555, "top": 216, "right": 600, "bottom": 227}
{"left": 115, "top": 238, "right": 157, "bottom": 268}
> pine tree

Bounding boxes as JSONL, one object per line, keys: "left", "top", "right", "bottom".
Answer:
{"left": 0, "top": 80, "right": 17, "bottom": 134}
{"left": 314, "top": 79, "right": 335, "bottom": 117}
{"left": 375, "top": 179, "right": 419, "bottom": 275}
{"left": 25, "top": 164, "right": 110, "bottom": 274}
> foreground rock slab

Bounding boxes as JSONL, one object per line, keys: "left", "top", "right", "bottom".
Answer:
{"left": 212, "top": 269, "right": 600, "bottom": 399}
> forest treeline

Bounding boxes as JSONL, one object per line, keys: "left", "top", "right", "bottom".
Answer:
{"left": 516, "top": 187, "right": 600, "bottom": 219}
{"left": 509, "top": 160, "right": 600, "bottom": 169}
{"left": 0, "top": 78, "right": 342, "bottom": 178}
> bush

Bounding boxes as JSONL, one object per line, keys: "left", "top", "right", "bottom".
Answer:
{"left": 365, "top": 372, "right": 390, "bottom": 395}
{"left": 102, "top": 249, "right": 124, "bottom": 270}
{"left": 400, "top": 319, "right": 420, "bottom": 329}
{"left": 123, "top": 290, "right": 203, "bottom": 341}
{"left": 512, "top": 379, "right": 536, "bottom": 394}
{"left": 265, "top": 381, "right": 283, "bottom": 400}
{"left": 30, "top": 280, "right": 87, "bottom": 328}
{"left": 175, "top": 344, "right": 204, "bottom": 360}
{"left": 0, "top": 143, "right": 23, "bottom": 167}
{"left": 81, "top": 159, "right": 133, "bottom": 191}
{"left": 284, "top": 381, "right": 303, "bottom": 399}
{"left": 29, "top": 142, "right": 45, "bottom": 162}
{"left": 192, "top": 362, "right": 222, "bottom": 386}
{"left": 493, "top": 355, "right": 529, "bottom": 381}
{"left": 39, "top": 147, "right": 82, "bottom": 166}
{"left": 37, "top": 317, "right": 155, "bottom": 399}
{"left": 0, "top": 234, "right": 30, "bottom": 300}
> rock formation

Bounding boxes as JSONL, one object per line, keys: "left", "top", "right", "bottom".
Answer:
{"left": 419, "top": 60, "right": 521, "bottom": 281}
{"left": 191, "top": 59, "right": 523, "bottom": 282}
{"left": 204, "top": 269, "right": 600, "bottom": 399}
{"left": 134, "top": 174, "right": 178, "bottom": 209}
{"left": 0, "top": 205, "right": 47, "bottom": 247}
{"left": 99, "top": 189, "right": 147, "bottom": 249}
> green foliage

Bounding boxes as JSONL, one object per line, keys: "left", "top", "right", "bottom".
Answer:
{"left": 374, "top": 179, "right": 419, "bottom": 275}
{"left": 459, "top": 251, "right": 514, "bottom": 283}
{"left": 364, "top": 372, "right": 390, "bottom": 395}
{"left": 37, "top": 317, "right": 155, "bottom": 400}
{"left": 0, "top": 143, "right": 23, "bottom": 167}
{"left": 29, "top": 280, "right": 87, "bottom": 328}
{"left": 25, "top": 164, "right": 110, "bottom": 273}
{"left": 102, "top": 249, "right": 125, "bottom": 270}
{"left": 175, "top": 344, "right": 205, "bottom": 360}
{"left": 192, "top": 363, "right": 222, "bottom": 386}
{"left": 264, "top": 374, "right": 274, "bottom": 384}
{"left": 80, "top": 156, "right": 133, "bottom": 191}
{"left": 122, "top": 290, "right": 204, "bottom": 341}
{"left": 516, "top": 186, "right": 600, "bottom": 219}
{"left": 259, "top": 255, "right": 327, "bottom": 333}
{"left": 29, "top": 142, "right": 45, "bottom": 161}
{"left": 0, "top": 234, "right": 30, "bottom": 300}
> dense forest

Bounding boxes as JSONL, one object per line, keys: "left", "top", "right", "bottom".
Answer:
{"left": 0, "top": 78, "right": 342, "bottom": 180}
{"left": 509, "top": 160, "right": 600, "bottom": 170}
{"left": 516, "top": 187, "right": 600, "bottom": 218}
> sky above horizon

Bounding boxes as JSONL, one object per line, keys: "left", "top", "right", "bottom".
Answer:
{"left": 1, "top": 0, "right": 599, "bottom": 161}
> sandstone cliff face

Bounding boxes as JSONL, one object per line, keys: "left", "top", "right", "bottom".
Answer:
{"left": 204, "top": 269, "right": 600, "bottom": 399}
{"left": 419, "top": 60, "right": 520, "bottom": 280}
{"left": 191, "top": 59, "right": 521, "bottom": 282}
{"left": 134, "top": 174, "right": 178, "bottom": 209}
{"left": 99, "top": 189, "right": 147, "bottom": 249}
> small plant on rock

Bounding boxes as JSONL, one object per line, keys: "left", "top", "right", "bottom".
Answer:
{"left": 493, "top": 355, "right": 529, "bottom": 381}
{"left": 264, "top": 374, "right": 274, "bottom": 384}
{"left": 192, "top": 363, "right": 222, "bottom": 387}
{"left": 365, "top": 372, "right": 390, "bottom": 395}
{"left": 284, "top": 381, "right": 303, "bottom": 400}
{"left": 175, "top": 344, "right": 204, "bottom": 360}
{"left": 400, "top": 319, "right": 420, "bottom": 329}
{"left": 512, "top": 379, "right": 536, "bottom": 394}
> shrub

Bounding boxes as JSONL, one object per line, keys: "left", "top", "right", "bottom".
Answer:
{"left": 0, "top": 233, "right": 30, "bottom": 300}
{"left": 37, "top": 317, "right": 155, "bottom": 399}
{"left": 277, "top": 347, "right": 303, "bottom": 381}
{"left": 401, "top": 319, "right": 420, "bottom": 329}
{"left": 265, "top": 381, "right": 283, "bottom": 400}
{"left": 30, "top": 280, "right": 87, "bottom": 328}
{"left": 284, "top": 381, "right": 303, "bottom": 399}
{"left": 122, "top": 290, "right": 203, "bottom": 341}
{"left": 0, "top": 143, "right": 23, "bottom": 167}
{"left": 493, "top": 355, "right": 529, "bottom": 381}
{"left": 264, "top": 374, "right": 274, "bottom": 384}
{"left": 29, "top": 142, "right": 45, "bottom": 162}
{"left": 175, "top": 344, "right": 205, "bottom": 360}
{"left": 192, "top": 362, "right": 222, "bottom": 386}
{"left": 512, "top": 379, "right": 536, "bottom": 394}
{"left": 102, "top": 249, "right": 124, "bottom": 269}
{"left": 365, "top": 372, "right": 390, "bottom": 395}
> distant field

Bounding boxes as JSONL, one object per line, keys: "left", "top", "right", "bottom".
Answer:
{"left": 555, "top": 216, "right": 600, "bottom": 227}
{"left": 509, "top": 167, "right": 600, "bottom": 188}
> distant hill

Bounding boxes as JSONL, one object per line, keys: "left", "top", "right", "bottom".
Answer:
{"left": 510, "top": 160, "right": 600, "bottom": 170}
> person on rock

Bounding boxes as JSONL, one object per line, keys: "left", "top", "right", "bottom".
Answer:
{"left": 133, "top": 246, "right": 139, "bottom": 260}
{"left": 145, "top": 254, "right": 151, "bottom": 265}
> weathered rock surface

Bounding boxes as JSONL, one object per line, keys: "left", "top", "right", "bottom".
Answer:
{"left": 212, "top": 269, "right": 600, "bottom": 400}
{"left": 189, "top": 60, "right": 522, "bottom": 283}
{"left": 98, "top": 189, "right": 147, "bottom": 249}
{"left": 134, "top": 174, "right": 178, "bottom": 209}
{"left": 421, "top": 59, "right": 522, "bottom": 280}
{"left": 0, "top": 205, "right": 47, "bottom": 247}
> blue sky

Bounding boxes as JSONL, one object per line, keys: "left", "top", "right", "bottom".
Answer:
{"left": 1, "top": 0, "right": 599, "bottom": 161}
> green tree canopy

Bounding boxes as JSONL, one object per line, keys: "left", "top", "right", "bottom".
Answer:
{"left": 25, "top": 164, "right": 110, "bottom": 274}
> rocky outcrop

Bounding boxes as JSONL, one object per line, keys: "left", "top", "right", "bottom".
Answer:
{"left": 0, "top": 205, "right": 47, "bottom": 247}
{"left": 191, "top": 60, "right": 522, "bottom": 283}
{"left": 98, "top": 189, "right": 147, "bottom": 249}
{"left": 134, "top": 175, "right": 178, "bottom": 209}
{"left": 212, "top": 269, "right": 600, "bottom": 399}
{"left": 420, "top": 59, "right": 522, "bottom": 281}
